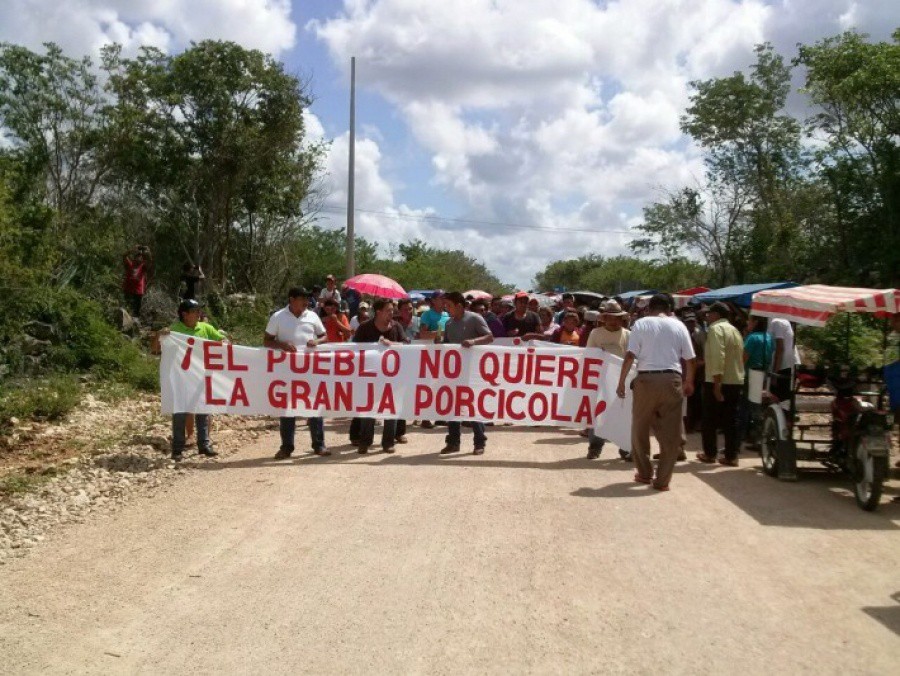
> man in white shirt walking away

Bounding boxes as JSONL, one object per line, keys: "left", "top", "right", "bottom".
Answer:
{"left": 616, "top": 294, "right": 696, "bottom": 490}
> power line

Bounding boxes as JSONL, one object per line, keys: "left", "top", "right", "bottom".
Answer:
{"left": 317, "top": 204, "right": 638, "bottom": 236}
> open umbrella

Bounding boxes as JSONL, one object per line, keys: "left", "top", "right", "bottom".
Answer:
{"left": 344, "top": 273, "right": 407, "bottom": 300}
{"left": 463, "top": 289, "right": 493, "bottom": 300}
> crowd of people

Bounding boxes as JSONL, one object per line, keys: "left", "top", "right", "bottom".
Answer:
{"left": 156, "top": 268, "right": 835, "bottom": 492}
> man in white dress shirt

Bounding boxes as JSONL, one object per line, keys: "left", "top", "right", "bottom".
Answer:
{"left": 616, "top": 294, "right": 696, "bottom": 490}
{"left": 264, "top": 287, "right": 330, "bottom": 459}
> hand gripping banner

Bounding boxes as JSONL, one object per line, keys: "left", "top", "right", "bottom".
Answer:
{"left": 160, "top": 334, "right": 634, "bottom": 447}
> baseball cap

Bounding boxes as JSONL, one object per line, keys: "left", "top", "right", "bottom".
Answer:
{"left": 514, "top": 291, "right": 529, "bottom": 300}
{"left": 325, "top": 274, "right": 335, "bottom": 281}
{"left": 359, "top": 301, "right": 370, "bottom": 310}
{"left": 584, "top": 310, "right": 600, "bottom": 322}
{"left": 178, "top": 299, "right": 202, "bottom": 314}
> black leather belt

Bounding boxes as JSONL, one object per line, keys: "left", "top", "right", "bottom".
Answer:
{"left": 638, "top": 369, "right": 680, "bottom": 374}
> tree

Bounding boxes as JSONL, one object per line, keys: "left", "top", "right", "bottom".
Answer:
{"left": 797, "top": 30, "right": 900, "bottom": 286}
{"left": 533, "top": 254, "right": 604, "bottom": 291}
{"left": 101, "top": 41, "right": 326, "bottom": 291}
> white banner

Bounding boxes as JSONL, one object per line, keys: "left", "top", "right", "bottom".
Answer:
{"left": 160, "top": 335, "right": 634, "bottom": 443}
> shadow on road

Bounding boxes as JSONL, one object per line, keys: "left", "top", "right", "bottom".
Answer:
{"left": 690, "top": 462, "right": 900, "bottom": 530}
{"left": 862, "top": 591, "right": 900, "bottom": 637}
{"left": 571, "top": 483, "right": 662, "bottom": 498}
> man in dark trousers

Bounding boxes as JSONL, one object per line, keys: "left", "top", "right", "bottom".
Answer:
{"left": 696, "top": 302, "right": 746, "bottom": 466}
{"left": 616, "top": 294, "right": 696, "bottom": 491}
{"left": 439, "top": 291, "right": 494, "bottom": 455}
{"left": 352, "top": 298, "right": 407, "bottom": 454}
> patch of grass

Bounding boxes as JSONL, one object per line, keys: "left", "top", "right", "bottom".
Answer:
{"left": 0, "top": 466, "right": 63, "bottom": 499}
{"left": 0, "top": 375, "right": 81, "bottom": 426}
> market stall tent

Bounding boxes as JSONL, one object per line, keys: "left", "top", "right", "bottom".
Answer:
{"left": 693, "top": 282, "right": 797, "bottom": 308}
{"left": 750, "top": 285, "right": 900, "bottom": 327}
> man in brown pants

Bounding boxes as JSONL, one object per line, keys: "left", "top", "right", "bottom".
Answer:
{"left": 616, "top": 294, "right": 696, "bottom": 490}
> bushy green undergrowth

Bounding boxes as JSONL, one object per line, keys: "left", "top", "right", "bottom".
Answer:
{"left": 205, "top": 292, "right": 276, "bottom": 347}
{"left": 0, "top": 374, "right": 81, "bottom": 424}
{"left": 798, "top": 314, "right": 888, "bottom": 370}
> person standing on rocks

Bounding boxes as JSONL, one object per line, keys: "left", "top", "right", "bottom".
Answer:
{"left": 165, "top": 299, "right": 224, "bottom": 461}
{"left": 615, "top": 294, "right": 695, "bottom": 491}
{"left": 264, "top": 287, "right": 330, "bottom": 459}
{"left": 439, "top": 292, "right": 493, "bottom": 456}
{"left": 122, "top": 245, "right": 152, "bottom": 318}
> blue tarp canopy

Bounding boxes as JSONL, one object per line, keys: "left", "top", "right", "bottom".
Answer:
{"left": 693, "top": 282, "right": 797, "bottom": 308}
{"left": 617, "top": 289, "right": 657, "bottom": 300}
{"left": 408, "top": 289, "right": 436, "bottom": 300}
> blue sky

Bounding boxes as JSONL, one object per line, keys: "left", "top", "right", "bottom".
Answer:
{"left": 2, "top": 0, "right": 898, "bottom": 287}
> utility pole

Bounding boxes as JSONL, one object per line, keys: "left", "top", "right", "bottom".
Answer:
{"left": 345, "top": 56, "right": 356, "bottom": 278}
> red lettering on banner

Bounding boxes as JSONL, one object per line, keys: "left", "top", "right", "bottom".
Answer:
{"left": 574, "top": 396, "right": 592, "bottom": 424}
{"left": 358, "top": 383, "right": 375, "bottom": 412}
{"left": 414, "top": 385, "right": 433, "bottom": 414}
{"left": 455, "top": 386, "right": 475, "bottom": 418}
{"left": 506, "top": 391, "right": 525, "bottom": 420}
{"left": 534, "top": 354, "right": 555, "bottom": 386}
{"left": 444, "top": 350, "right": 461, "bottom": 378}
{"left": 334, "top": 381, "right": 352, "bottom": 410}
{"left": 377, "top": 384, "right": 396, "bottom": 414}
{"left": 291, "top": 380, "right": 311, "bottom": 408}
{"left": 594, "top": 399, "right": 607, "bottom": 419}
{"left": 205, "top": 376, "right": 226, "bottom": 405}
{"left": 477, "top": 389, "right": 497, "bottom": 419}
{"left": 228, "top": 378, "right": 249, "bottom": 407}
{"left": 203, "top": 342, "right": 225, "bottom": 370}
{"left": 359, "top": 351, "right": 377, "bottom": 377}
{"left": 268, "top": 380, "right": 287, "bottom": 407}
{"left": 549, "top": 393, "right": 572, "bottom": 423}
{"left": 419, "top": 350, "right": 440, "bottom": 379}
{"left": 334, "top": 349, "right": 354, "bottom": 376}
{"left": 312, "top": 382, "right": 331, "bottom": 409}
{"left": 383, "top": 349, "right": 400, "bottom": 377}
{"left": 267, "top": 350, "right": 286, "bottom": 372}
{"left": 312, "top": 350, "right": 333, "bottom": 375}
{"left": 581, "top": 358, "right": 603, "bottom": 391}
{"left": 558, "top": 356, "right": 579, "bottom": 388}
{"left": 226, "top": 344, "right": 248, "bottom": 371}
{"left": 180, "top": 338, "right": 195, "bottom": 370}
{"left": 435, "top": 386, "right": 453, "bottom": 416}
{"left": 528, "top": 392, "right": 548, "bottom": 420}
{"left": 289, "top": 352, "right": 310, "bottom": 373}
{"left": 479, "top": 352, "right": 500, "bottom": 385}
{"left": 503, "top": 352, "right": 524, "bottom": 384}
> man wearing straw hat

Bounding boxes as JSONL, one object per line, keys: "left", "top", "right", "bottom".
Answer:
{"left": 586, "top": 300, "right": 631, "bottom": 459}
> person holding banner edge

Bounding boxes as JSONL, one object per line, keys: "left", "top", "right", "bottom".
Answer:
{"left": 163, "top": 298, "right": 225, "bottom": 461}
{"left": 439, "top": 291, "right": 494, "bottom": 455}
{"left": 616, "top": 294, "right": 695, "bottom": 491}
{"left": 264, "top": 287, "right": 331, "bottom": 459}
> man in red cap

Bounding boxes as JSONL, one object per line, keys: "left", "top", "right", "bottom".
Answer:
{"left": 502, "top": 292, "right": 541, "bottom": 337}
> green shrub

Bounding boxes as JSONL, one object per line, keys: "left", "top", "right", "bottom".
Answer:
{"left": 798, "top": 314, "right": 887, "bottom": 370}
{"left": 0, "top": 374, "right": 81, "bottom": 424}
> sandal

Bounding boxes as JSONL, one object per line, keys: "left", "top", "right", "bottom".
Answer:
{"left": 652, "top": 482, "right": 670, "bottom": 491}
{"left": 717, "top": 457, "right": 739, "bottom": 467}
{"left": 633, "top": 473, "right": 653, "bottom": 485}
{"left": 695, "top": 453, "right": 717, "bottom": 463}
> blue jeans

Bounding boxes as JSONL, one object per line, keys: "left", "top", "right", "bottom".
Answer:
{"left": 279, "top": 417, "right": 325, "bottom": 453}
{"left": 446, "top": 421, "right": 487, "bottom": 448}
{"left": 172, "top": 413, "right": 209, "bottom": 454}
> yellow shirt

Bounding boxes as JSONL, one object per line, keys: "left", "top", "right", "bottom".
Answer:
{"left": 704, "top": 319, "right": 745, "bottom": 385}
{"left": 586, "top": 326, "right": 630, "bottom": 358}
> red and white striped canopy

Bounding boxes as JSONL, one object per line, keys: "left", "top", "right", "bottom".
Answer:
{"left": 750, "top": 285, "right": 900, "bottom": 327}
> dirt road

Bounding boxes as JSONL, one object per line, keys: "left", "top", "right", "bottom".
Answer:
{"left": 1, "top": 422, "right": 898, "bottom": 674}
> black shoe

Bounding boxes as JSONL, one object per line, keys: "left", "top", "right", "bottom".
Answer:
{"left": 440, "top": 444, "right": 461, "bottom": 454}
{"left": 473, "top": 446, "right": 485, "bottom": 456}
{"left": 587, "top": 448, "right": 601, "bottom": 460}
{"left": 421, "top": 421, "right": 435, "bottom": 429}
{"left": 198, "top": 447, "right": 218, "bottom": 457}
{"left": 357, "top": 445, "right": 369, "bottom": 454}
{"left": 171, "top": 453, "right": 183, "bottom": 462}
{"left": 274, "top": 448, "right": 293, "bottom": 460}
{"left": 619, "top": 450, "right": 632, "bottom": 462}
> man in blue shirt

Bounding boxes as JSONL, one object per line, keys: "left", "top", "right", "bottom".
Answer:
{"left": 419, "top": 291, "right": 449, "bottom": 340}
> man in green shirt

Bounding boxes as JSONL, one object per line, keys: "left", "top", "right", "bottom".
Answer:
{"left": 697, "top": 302, "right": 745, "bottom": 466}
{"left": 166, "top": 299, "right": 225, "bottom": 461}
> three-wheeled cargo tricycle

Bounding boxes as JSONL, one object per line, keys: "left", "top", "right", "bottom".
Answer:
{"left": 749, "top": 285, "right": 898, "bottom": 511}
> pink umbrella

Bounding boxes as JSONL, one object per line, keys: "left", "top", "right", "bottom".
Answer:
{"left": 343, "top": 273, "right": 408, "bottom": 300}
{"left": 463, "top": 289, "right": 493, "bottom": 300}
